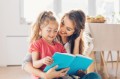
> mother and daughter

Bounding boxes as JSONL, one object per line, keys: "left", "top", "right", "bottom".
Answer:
{"left": 22, "top": 10, "right": 101, "bottom": 79}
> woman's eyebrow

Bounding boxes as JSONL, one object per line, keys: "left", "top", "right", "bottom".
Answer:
{"left": 64, "top": 22, "right": 74, "bottom": 30}
{"left": 66, "top": 26, "right": 74, "bottom": 30}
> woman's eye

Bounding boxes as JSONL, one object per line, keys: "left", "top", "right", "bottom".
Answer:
{"left": 67, "top": 28, "right": 71, "bottom": 31}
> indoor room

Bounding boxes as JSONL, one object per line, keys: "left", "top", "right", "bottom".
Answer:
{"left": 0, "top": 0, "right": 120, "bottom": 79}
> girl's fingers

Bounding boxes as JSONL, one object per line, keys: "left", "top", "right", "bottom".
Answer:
{"left": 46, "top": 56, "right": 53, "bottom": 62}
{"left": 45, "top": 60, "right": 53, "bottom": 65}
{"left": 45, "top": 62, "right": 50, "bottom": 65}
{"left": 46, "top": 58, "right": 53, "bottom": 63}
{"left": 47, "top": 56, "right": 53, "bottom": 60}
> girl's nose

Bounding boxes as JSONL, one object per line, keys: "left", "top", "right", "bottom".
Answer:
{"left": 50, "top": 32, "right": 56, "bottom": 37}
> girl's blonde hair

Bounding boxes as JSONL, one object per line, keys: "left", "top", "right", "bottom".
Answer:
{"left": 30, "top": 11, "right": 57, "bottom": 43}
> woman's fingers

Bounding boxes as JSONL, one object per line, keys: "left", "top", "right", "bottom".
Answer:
{"left": 61, "top": 68, "right": 69, "bottom": 73}
{"left": 59, "top": 68, "right": 70, "bottom": 77}
{"left": 79, "top": 29, "right": 84, "bottom": 37}
{"left": 51, "top": 65, "right": 58, "bottom": 70}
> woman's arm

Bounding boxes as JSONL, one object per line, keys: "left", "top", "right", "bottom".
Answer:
{"left": 46, "top": 65, "right": 69, "bottom": 78}
{"left": 73, "top": 40, "right": 80, "bottom": 55}
{"left": 23, "top": 62, "right": 47, "bottom": 78}
{"left": 22, "top": 53, "right": 69, "bottom": 79}
{"left": 24, "top": 62, "right": 69, "bottom": 79}
{"left": 73, "top": 30, "right": 84, "bottom": 55}
{"left": 22, "top": 54, "right": 44, "bottom": 77}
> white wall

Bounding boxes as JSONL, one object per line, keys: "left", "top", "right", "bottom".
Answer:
{"left": 0, "top": 0, "right": 119, "bottom": 66}
{"left": 0, "top": 0, "right": 30, "bottom": 66}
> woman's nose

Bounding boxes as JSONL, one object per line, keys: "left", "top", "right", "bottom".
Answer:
{"left": 61, "top": 27, "right": 66, "bottom": 33}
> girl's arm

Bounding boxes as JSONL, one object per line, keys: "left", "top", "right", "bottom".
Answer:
{"left": 32, "top": 52, "right": 44, "bottom": 68}
{"left": 32, "top": 52, "right": 53, "bottom": 68}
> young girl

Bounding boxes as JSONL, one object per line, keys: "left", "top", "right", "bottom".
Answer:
{"left": 29, "top": 11, "right": 68, "bottom": 79}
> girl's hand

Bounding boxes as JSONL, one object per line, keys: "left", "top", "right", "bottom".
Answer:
{"left": 41, "top": 56, "right": 53, "bottom": 65}
{"left": 75, "top": 29, "right": 84, "bottom": 42}
{"left": 45, "top": 65, "right": 70, "bottom": 79}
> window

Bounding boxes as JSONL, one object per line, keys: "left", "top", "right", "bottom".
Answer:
{"left": 21, "top": 0, "right": 120, "bottom": 24}
{"left": 22, "top": 0, "right": 88, "bottom": 24}
{"left": 61, "top": 0, "right": 88, "bottom": 16}
{"left": 23, "top": 0, "right": 54, "bottom": 23}
{"left": 96, "top": 0, "right": 120, "bottom": 23}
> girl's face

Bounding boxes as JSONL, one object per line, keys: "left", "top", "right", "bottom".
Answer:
{"left": 41, "top": 21, "right": 58, "bottom": 43}
{"left": 59, "top": 16, "right": 75, "bottom": 37}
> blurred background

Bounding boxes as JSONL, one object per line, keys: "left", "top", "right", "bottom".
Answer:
{"left": 1, "top": 0, "right": 120, "bottom": 66}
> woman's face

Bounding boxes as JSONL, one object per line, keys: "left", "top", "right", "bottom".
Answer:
{"left": 59, "top": 16, "right": 75, "bottom": 37}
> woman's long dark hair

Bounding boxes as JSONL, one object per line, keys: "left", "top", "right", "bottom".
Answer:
{"left": 58, "top": 10, "right": 86, "bottom": 54}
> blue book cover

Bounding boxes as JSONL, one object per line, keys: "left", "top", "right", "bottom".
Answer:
{"left": 44, "top": 52, "right": 93, "bottom": 75}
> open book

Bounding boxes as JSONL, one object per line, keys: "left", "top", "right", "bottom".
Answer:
{"left": 44, "top": 52, "right": 93, "bottom": 75}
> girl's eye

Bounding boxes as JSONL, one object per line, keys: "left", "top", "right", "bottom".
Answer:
{"left": 54, "top": 30, "right": 58, "bottom": 32}
{"left": 47, "top": 30, "right": 51, "bottom": 32}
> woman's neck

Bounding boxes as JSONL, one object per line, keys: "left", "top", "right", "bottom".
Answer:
{"left": 61, "top": 36, "right": 68, "bottom": 44}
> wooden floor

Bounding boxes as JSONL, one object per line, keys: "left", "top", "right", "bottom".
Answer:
{"left": 0, "top": 62, "right": 119, "bottom": 79}
{"left": 96, "top": 62, "right": 120, "bottom": 79}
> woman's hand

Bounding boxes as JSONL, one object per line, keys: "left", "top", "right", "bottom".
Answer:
{"left": 75, "top": 29, "right": 84, "bottom": 43}
{"left": 73, "top": 29, "right": 84, "bottom": 55}
{"left": 45, "top": 65, "right": 69, "bottom": 79}
{"left": 41, "top": 56, "right": 53, "bottom": 65}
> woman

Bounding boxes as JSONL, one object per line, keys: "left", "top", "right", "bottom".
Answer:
{"left": 22, "top": 10, "right": 101, "bottom": 79}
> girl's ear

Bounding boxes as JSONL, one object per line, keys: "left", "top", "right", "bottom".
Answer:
{"left": 39, "top": 30, "right": 42, "bottom": 36}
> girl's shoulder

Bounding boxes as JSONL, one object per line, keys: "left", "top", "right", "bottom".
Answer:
{"left": 54, "top": 41, "right": 63, "bottom": 46}
{"left": 34, "top": 39, "right": 43, "bottom": 43}
{"left": 31, "top": 38, "right": 43, "bottom": 45}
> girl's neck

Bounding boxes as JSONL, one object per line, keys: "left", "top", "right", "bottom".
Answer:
{"left": 42, "top": 38, "right": 55, "bottom": 45}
